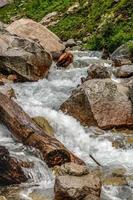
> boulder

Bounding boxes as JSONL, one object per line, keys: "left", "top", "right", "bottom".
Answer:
{"left": 114, "top": 65, "right": 133, "bottom": 78}
{"left": 65, "top": 39, "right": 76, "bottom": 48}
{"left": 85, "top": 64, "right": 111, "bottom": 80}
{"left": 0, "top": 32, "right": 52, "bottom": 81}
{"left": 56, "top": 52, "right": 73, "bottom": 68}
{"left": 61, "top": 79, "right": 133, "bottom": 129}
{"left": 84, "top": 79, "right": 133, "bottom": 129}
{"left": 54, "top": 172, "right": 101, "bottom": 200}
{"left": 6, "top": 18, "right": 65, "bottom": 54}
{"left": 111, "top": 41, "right": 133, "bottom": 66}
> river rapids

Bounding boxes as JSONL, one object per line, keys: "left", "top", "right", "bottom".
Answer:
{"left": 0, "top": 51, "right": 133, "bottom": 200}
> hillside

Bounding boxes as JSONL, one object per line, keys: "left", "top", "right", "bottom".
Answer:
{"left": 0, "top": 0, "right": 133, "bottom": 52}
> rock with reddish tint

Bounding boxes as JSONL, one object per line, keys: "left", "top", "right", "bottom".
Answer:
{"left": 56, "top": 52, "right": 73, "bottom": 68}
{"left": 0, "top": 32, "right": 52, "bottom": 81}
{"left": 6, "top": 18, "right": 65, "bottom": 54}
{"left": 54, "top": 173, "right": 101, "bottom": 200}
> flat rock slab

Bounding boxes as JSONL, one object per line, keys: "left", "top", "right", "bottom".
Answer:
{"left": 6, "top": 18, "right": 65, "bottom": 54}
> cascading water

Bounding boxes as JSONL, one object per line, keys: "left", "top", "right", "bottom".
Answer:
{"left": 0, "top": 51, "right": 133, "bottom": 200}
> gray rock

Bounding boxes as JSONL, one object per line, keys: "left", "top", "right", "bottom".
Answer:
{"left": 0, "top": 0, "right": 10, "bottom": 8}
{"left": 0, "top": 32, "right": 52, "bottom": 81}
{"left": 65, "top": 39, "right": 76, "bottom": 48}
{"left": 86, "top": 64, "right": 111, "bottom": 80}
{"left": 111, "top": 41, "right": 133, "bottom": 66}
{"left": 76, "top": 40, "right": 82, "bottom": 45}
{"left": 54, "top": 173, "right": 101, "bottom": 200}
{"left": 115, "top": 65, "right": 133, "bottom": 78}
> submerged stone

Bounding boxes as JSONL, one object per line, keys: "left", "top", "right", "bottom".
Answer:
{"left": 32, "top": 116, "right": 54, "bottom": 137}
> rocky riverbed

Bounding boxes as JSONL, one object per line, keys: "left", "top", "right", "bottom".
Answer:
{"left": 0, "top": 50, "right": 133, "bottom": 200}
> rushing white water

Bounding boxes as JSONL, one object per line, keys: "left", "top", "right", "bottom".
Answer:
{"left": 0, "top": 51, "right": 133, "bottom": 200}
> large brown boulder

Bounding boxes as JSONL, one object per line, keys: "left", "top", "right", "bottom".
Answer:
{"left": 6, "top": 18, "right": 65, "bottom": 54}
{"left": 0, "top": 32, "right": 52, "bottom": 81}
{"left": 61, "top": 79, "right": 133, "bottom": 129}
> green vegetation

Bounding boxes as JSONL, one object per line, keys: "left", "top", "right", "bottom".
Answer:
{"left": 127, "top": 41, "right": 133, "bottom": 56}
{"left": 0, "top": 0, "right": 133, "bottom": 52}
{"left": 0, "top": 0, "right": 75, "bottom": 22}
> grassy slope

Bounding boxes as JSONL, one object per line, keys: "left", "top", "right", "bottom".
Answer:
{"left": 0, "top": 0, "right": 133, "bottom": 52}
